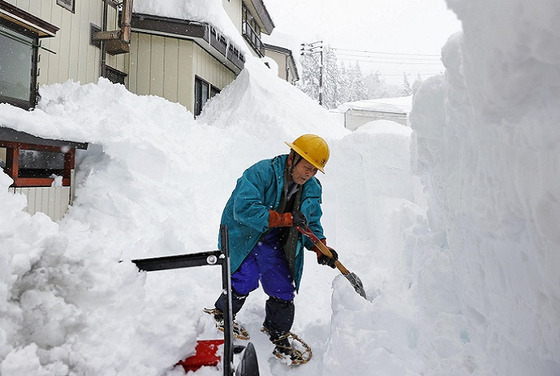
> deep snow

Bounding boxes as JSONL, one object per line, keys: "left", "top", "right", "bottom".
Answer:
{"left": 1, "top": 0, "right": 560, "bottom": 375}
{"left": 0, "top": 59, "right": 433, "bottom": 376}
{"left": 410, "top": 1, "right": 560, "bottom": 374}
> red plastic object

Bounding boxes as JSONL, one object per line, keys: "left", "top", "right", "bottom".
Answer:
{"left": 177, "top": 340, "right": 224, "bottom": 373}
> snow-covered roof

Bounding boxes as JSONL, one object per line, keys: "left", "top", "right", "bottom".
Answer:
{"left": 338, "top": 96, "right": 413, "bottom": 114}
{"left": 133, "top": 0, "right": 250, "bottom": 55}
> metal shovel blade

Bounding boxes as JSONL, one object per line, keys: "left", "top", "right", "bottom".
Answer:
{"left": 344, "top": 272, "right": 367, "bottom": 299}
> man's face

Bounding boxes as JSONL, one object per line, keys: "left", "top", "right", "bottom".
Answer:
{"left": 290, "top": 155, "right": 318, "bottom": 185}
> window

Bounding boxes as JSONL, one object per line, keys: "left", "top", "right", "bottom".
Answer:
{"left": 104, "top": 66, "right": 127, "bottom": 85}
{"left": 0, "top": 19, "right": 37, "bottom": 109}
{"left": 2, "top": 144, "right": 75, "bottom": 187}
{"left": 241, "top": 5, "right": 264, "bottom": 56}
{"left": 0, "top": 3, "right": 57, "bottom": 108}
{"left": 0, "top": 147, "right": 6, "bottom": 168}
{"left": 194, "top": 78, "right": 208, "bottom": 117}
{"left": 0, "top": 127, "right": 88, "bottom": 187}
{"left": 90, "top": 23, "right": 101, "bottom": 48}
{"left": 194, "top": 77, "right": 220, "bottom": 117}
{"left": 18, "top": 150, "right": 65, "bottom": 179}
{"left": 57, "top": 0, "right": 75, "bottom": 13}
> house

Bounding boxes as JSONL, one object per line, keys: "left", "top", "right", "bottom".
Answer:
{"left": 264, "top": 43, "right": 299, "bottom": 85}
{"left": 0, "top": 0, "right": 276, "bottom": 114}
{"left": 0, "top": 0, "right": 287, "bottom": 220}
{"left": 338, "top": 96, "right": 413, "bottom": 130}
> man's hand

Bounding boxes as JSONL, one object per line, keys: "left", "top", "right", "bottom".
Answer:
{"left": 292, "top": 210, "right": 307, "bottom": 228}
{"left": 312, "top": 238, "right": 338, "bottom": 268}
{"left": 268, "top": 210, "right": 307, "bottom": 228}
{"left": 318, "top": 248, "right": 338, "bottom": 268}
{"left": 268, "top": 210, "right": 292, "bottom": 227}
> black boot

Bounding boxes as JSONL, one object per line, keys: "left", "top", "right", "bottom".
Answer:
{"left": 208, "top": 288, "right": 250, "bottom": 340}
{"left": 262, "top": 297, "right": 299, "bottom": 359}
{"left": 261, "top": 326, "right": 311, "bottom": 364}
{"left": 214, "top": 288, "right": 248, "bottom": 316}
{"left": 267, "top": 329, "right": 292, "bottom": 355}
{"left": 263, "top": 296, "right": 294, "bottom": 335}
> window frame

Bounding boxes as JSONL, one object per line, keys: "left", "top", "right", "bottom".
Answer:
{"left": 56, "top": 0, "right": 75, "bottom": 13}
{"left": 0, "top": 17, "right": 39, "bottom": 109}
{"left": 104, "top": 66, "right": 127, "bottom": 85}
{"left": 0, "top": 127, "right": 88, "bottom": 188}
{"left": 194, "top": 76, "right": 220, "bottom": 117}
{"left": 241, "top": 4, "right": 264, "bottom": 57}
{"left": 1, "top": 143, "right": 75, "bottom": 187}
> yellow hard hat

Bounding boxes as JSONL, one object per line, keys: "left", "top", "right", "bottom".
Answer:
{"left": 285, "top": 134, "right": 330, "bottom": 173}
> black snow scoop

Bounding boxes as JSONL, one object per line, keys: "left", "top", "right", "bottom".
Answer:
{"left": 296, "top": 225, "right": 368, "bottom": 300}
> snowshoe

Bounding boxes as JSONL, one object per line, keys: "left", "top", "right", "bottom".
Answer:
{"left": 261, "top": 327, "right": 312, "bottom": 365}
{"left": 204, "top": 308, "right": 250, "bottom": 340}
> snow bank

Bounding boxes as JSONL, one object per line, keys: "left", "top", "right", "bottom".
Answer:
{"left": 0, "top": 56, "right": 352, "bottom": 375}
{"left": 411, "top": 0, "right": 560, "bottom": 374}
{"left": 198, "top": 59, "right": 347, "bottom": 140}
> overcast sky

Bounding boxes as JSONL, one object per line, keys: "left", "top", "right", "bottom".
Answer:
{"left": 263, "top": 0, "right": 462, "bottom": 83}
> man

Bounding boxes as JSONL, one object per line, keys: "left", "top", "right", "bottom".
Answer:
{"left": 209, "top": 134, "right": 338, "bottom": 364}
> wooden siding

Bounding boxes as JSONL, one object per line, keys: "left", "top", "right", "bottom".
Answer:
{"left": 128, "top": 32, "right": 235, "bottom": 114}
{"left": 266, "top": 49, "right": 290, "bottom": 81}
{"left": 4, "top": 0, "right": 127, "bottom": 87}
{"left": 10, "top": 186, "right": 71, "bottom": 221}
{"left": 192, "top": 43, "right": 235, "bottom": 89}
{"left": 264, "top": 44, "right": 299, "bottom": 85}
{"left": 222, "top": 0, "right": 243, "bottom": 34}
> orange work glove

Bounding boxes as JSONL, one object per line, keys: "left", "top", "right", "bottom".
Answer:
{"left": 268, "top": 210, "right": 293, "bottom": 227}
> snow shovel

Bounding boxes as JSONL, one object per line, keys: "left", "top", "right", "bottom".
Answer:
{"left": 296, "top": 225, "right": 368, "bottom": 299}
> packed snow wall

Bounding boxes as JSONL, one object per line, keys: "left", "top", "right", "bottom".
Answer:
{"left": 411, "top": 1, "right": 560, "bottom": 375}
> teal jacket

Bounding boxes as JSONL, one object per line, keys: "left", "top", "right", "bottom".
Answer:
{"left": 219, "top": 154, "right": 325, "bottom": 290}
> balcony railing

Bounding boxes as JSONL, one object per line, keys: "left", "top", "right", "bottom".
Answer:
{"left": 242, "top": 22, "right": 264, "bottom": 57}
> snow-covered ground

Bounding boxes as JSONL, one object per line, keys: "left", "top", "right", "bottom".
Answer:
{"left": 1, "top": 0, "right": 560, "bottom": 375}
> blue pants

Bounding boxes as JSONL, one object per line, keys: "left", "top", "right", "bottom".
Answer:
{"left": 231, "top": 230, "right": 295, "bottom": 302}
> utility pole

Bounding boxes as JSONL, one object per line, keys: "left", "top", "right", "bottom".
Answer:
{"left": 300, "top": 41, "right": 324, "bottom": 106}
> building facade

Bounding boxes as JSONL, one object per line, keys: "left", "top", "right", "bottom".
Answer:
{"left": 0, "top": 0, "right": 276, "bottom": 115}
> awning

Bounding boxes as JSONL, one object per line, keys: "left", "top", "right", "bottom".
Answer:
{"left": 0, "top": 1, "right": 59, "bottom": 37}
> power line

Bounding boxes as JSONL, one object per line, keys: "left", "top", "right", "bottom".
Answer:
{"left": 326, "top": 46, "right": 443, "bottom": 69}
{"left": 336, "top": 56, "right": 443, "bottom": 65}
{"left": 336, "top": 54, "right": 441, "bottom": 63}
{"left": 331, "top": 47, "right": 440, "bottom": 58}
{"left": 299, "top": 44, "right": 446, "bottom": 85}
{"left": 367, "top": 71, "right": 444, "bottom": 77}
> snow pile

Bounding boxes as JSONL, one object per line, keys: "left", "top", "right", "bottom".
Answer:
{"left": 0, "top": 55, "right": 433, "bottom": 374}
{"left": 411, "top": 0, "right": 560, "bottom": 374}
{"left": 0, "top": 54, "right": 372, "bottom": 375}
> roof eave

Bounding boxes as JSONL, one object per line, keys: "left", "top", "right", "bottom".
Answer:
{"left": 131, "top": 13, "right": 245, "bottom": 74}
{"left": 0, "top": 127, "right": 88, "bottom": 149}
{"left": 245, "top": 0, "right": 274, "bottom": 34}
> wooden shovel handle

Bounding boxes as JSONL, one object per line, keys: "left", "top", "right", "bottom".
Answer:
{"left": 296, "top": 226, "right": 350, "bottom": 275}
